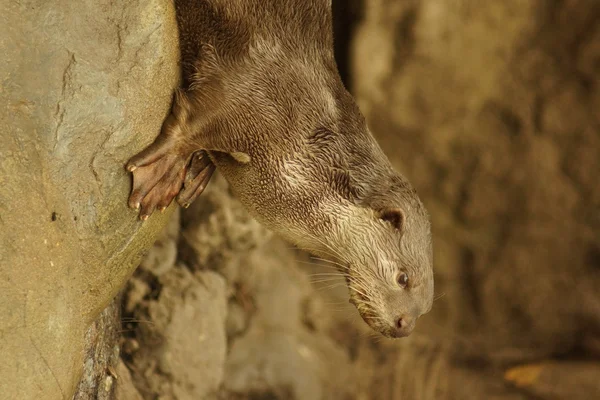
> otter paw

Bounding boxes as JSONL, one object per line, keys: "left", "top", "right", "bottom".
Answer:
{"left": 126, "top": 140, "right": 188, "bottom": 220}
{"left": 177, "top": 151, "right": 216, "bottom": 208}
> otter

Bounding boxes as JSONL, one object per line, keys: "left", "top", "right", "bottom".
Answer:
{"left": 126, "top": 0, "right": 433, "bottom": 338}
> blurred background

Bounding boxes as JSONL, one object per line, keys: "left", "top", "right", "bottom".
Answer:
{"left": 115, "top": 1, "right": 600, "bottom": 399}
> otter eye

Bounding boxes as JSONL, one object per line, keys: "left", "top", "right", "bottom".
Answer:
{"left": 397, "top": 273, "right": 409, "bottom": 288}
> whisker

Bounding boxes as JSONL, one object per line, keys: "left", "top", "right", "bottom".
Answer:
{"left": 308, "top": 235, "right": 347, "bottom": 263}
{"left": 308, "top": 277, "right": 349, "bottom": 283}
{"left": 310, "top": 280, "right": 345, "bottom": 286}
{"left": 295, "top": 245, "right": 341, "bottom": 263}
{"left": 309, "top": 276, "right": 345, "bottom": 281}
{"left": 434, "top": 292, "right": 446, "bottom": 302}
{"left": 348, "top": 286, "right": 370, "bottom": 300}
{"left": 307, "top": 272, "right": 349, "bottom": 277}
{"left": 310, "top": 257, "right": 349, "bottom": 270}
{"left": 314, "top": 283, "right": 346, "bottom": 291}
{"left": 298, "top": 262, "right": 345, "bottom": 273}
{"left": 347, "top": 277, "right": 375, "bottom": 295}
{"left": 120, "top": 319, "right": 155, "bottom": 325}
{"left": 323, "top": 301, "right": 352, "bottom": 307}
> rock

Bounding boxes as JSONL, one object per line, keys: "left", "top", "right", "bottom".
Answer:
{"left": 223, "top": 240, "right": 355, "bottom": 400}
{"left": 140, "top": 210, "right": 181, "bottom": 277}
{"left": 128, "top": 267, "right": 228, "bottom": 400}
{"left": 114, "top": 360, "right": 144, "bottom": 400}
{"left": 0, "top": 0, "right": 179, "bottom": 398}
{"left": 180, "top": 174, "right": 273, "bottom": 278}
{"left": 73, "top": 295, "right": 121, "bottom": 400}
{"left": 226, "top": 302, "right": 251, "bottom": 339}
{"left": 124, "top": 276, "right": 151, "bottom": 315}
{"left": 225, "top": 329, "right": 350, "bottom": 400}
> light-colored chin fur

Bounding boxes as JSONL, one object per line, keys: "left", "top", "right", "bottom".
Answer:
{"left": 285, "top": 203, "right": 399, "bottom": 338}
{"left": 347, "top": 278, "right": 395, "bottom": 338}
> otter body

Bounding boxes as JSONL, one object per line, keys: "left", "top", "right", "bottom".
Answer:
{"left": 127, "top": 0, "right": 434, "bottom": 338}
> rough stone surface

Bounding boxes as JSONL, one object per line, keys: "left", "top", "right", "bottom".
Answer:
{"left": 0, "top": 0, "right": 179, "bottom": 398}
{"left": 222, "top": 243, "right": 354, "bottom": 400}
{"left": 179, "top": 174, "right": 273, "bottom": 278}
{"left": 114, "top": 360, "right": 144, "bottom": 400}
{"left": 124, "top": 267, "right": 227, "bottom": 400}
{"left": 73, "top": 295, "right": 121, "bottom": 400}
{"left": 121, "top": 203, "right": 228, "bottom": 400}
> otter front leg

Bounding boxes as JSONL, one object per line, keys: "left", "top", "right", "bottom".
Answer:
{"left": 126, "top": 90, "right": 216, "bottom": 220}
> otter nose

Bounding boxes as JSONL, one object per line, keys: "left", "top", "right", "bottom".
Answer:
{"left": 394, "top": 315, "right": 416, "bottom": 338}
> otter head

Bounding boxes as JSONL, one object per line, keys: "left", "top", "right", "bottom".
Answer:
{"left": 346, "top": 203, "right": 433, "bottom": 338}
{"left": 327, "top": 178, "right": 434, "bottom": 339}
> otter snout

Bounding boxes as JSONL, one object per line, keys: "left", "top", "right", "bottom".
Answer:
{"left": 392, "top": 314, "right": 417, "bottom": 338}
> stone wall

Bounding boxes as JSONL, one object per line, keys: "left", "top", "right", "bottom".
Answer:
{"left": 0, "top": 1, "right": 179, "bottom": 398}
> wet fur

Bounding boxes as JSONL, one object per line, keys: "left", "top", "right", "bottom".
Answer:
{"left": 128, "top": 0, "right": 434, "bottom": 337}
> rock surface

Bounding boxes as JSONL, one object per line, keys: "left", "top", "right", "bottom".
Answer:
{"left": 121, "top": 208, "right": 228, "bottom": 400}
{"left": 0, "top": 0, "right": 179, "bottom": 398}
{"left": 72, "top": 295, "right": 121, "bottom": 400}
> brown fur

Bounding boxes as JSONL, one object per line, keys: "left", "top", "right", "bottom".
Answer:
{"left": 126, "top": 0, "right": 433, "bottom": 338}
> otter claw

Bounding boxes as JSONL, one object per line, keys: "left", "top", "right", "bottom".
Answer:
{"left": 127, "top": 150, "right": 186, "bottom": 219}
{"left": 176, "top": 151, "right": 215, "bottom": 208}
{"left": 126, "top": 146, "right": 215, "bottom": 219}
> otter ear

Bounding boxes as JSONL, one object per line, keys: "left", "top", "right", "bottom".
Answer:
{"left": 378, "top": 208, "right": 405, "bottom": 231}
